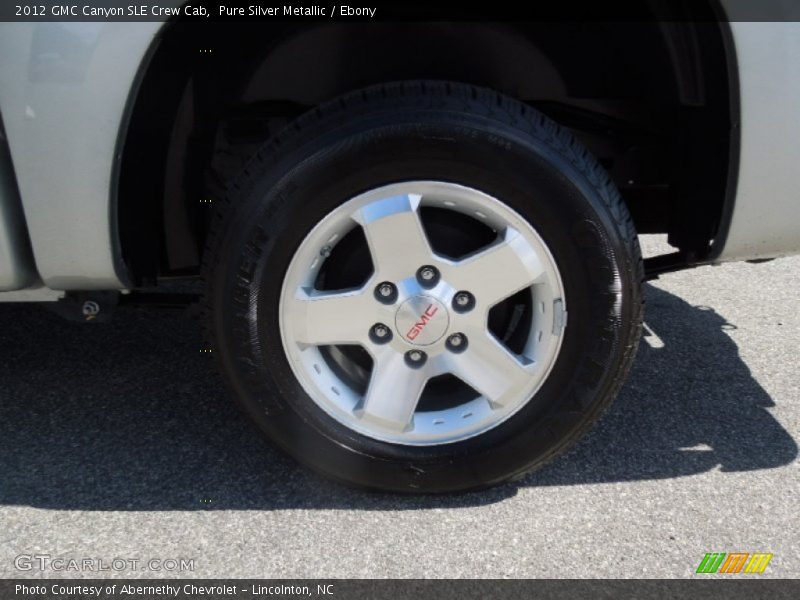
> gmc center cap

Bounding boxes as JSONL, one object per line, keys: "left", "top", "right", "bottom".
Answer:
{"left": 395, "top": 296, "right": 450, "bottom": 346}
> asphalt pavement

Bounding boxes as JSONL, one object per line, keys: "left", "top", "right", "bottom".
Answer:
{"left": 0, "top": 238, "right": 797, "bottom": 578}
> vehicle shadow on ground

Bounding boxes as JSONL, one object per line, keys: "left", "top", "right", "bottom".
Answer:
{"left": 0, "top": 283, "right": 795, "bottom": 510}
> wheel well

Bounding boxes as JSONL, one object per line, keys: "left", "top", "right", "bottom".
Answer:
{"left": 118, "top": 7, "right": 734, "bottom": 285}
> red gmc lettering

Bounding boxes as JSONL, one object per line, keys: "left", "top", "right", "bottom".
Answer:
{"left": 406, "top": 304, "right": 439, "bottom": 340}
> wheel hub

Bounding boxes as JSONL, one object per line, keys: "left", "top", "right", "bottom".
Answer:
{"left": 395, "top": 295, "right": 449, "bottom": 346}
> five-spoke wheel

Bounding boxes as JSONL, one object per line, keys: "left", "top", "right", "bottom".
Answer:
{"left": 206, "top": 81, "right": 642, "bottom": 492}
{"left": 280, "top": 182, "right": 566, "bottom": 445}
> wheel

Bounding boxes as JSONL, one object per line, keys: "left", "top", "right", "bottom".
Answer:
{"left": 205, "top": 81, "right": 643, "bottom": 493}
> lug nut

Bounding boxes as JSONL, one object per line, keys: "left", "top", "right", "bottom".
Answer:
{"left": 370, "top": 323, "right": 393, "bottom": 344}
{"left": 416, "top": 265, "right": 440, "bottom": 288}
{"left": 374, "top": 281, "right": 398, "bottom": 304}
{"left": 404, "top": 349, "right": 428, "bottom": 368}
{"left": 446, "top": 333, "right": 468, "bottom": 353}
{"left": 452, "top": 291, "right": 475, "bottom": 313}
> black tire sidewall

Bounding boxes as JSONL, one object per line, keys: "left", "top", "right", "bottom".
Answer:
{"left": 210, "top": 108, "right": 639, "bottom": 492}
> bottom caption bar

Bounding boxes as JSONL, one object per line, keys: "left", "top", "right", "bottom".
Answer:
{"left": 3, "top": 579, "right": 800, "bottom": 600}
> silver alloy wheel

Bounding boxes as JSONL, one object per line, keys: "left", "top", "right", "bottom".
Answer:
{"left": 279, "top": 181, "right": 567, "bottom": 445}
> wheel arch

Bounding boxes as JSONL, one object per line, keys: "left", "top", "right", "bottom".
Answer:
{"left": 115, "top": 6, "right": 736, "bottom": 285}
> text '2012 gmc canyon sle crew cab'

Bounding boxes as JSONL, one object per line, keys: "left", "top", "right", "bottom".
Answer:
{"left": 1, "top": 2, "right": 798, "bottom": 492}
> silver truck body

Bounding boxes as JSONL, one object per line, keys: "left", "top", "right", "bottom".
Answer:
{"left": 0, "top": 13, "right": 798, "bottom": 297}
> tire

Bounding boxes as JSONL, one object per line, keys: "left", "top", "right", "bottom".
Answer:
{"left": 204, "top": 81, "right": 643, "bottom": 493}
